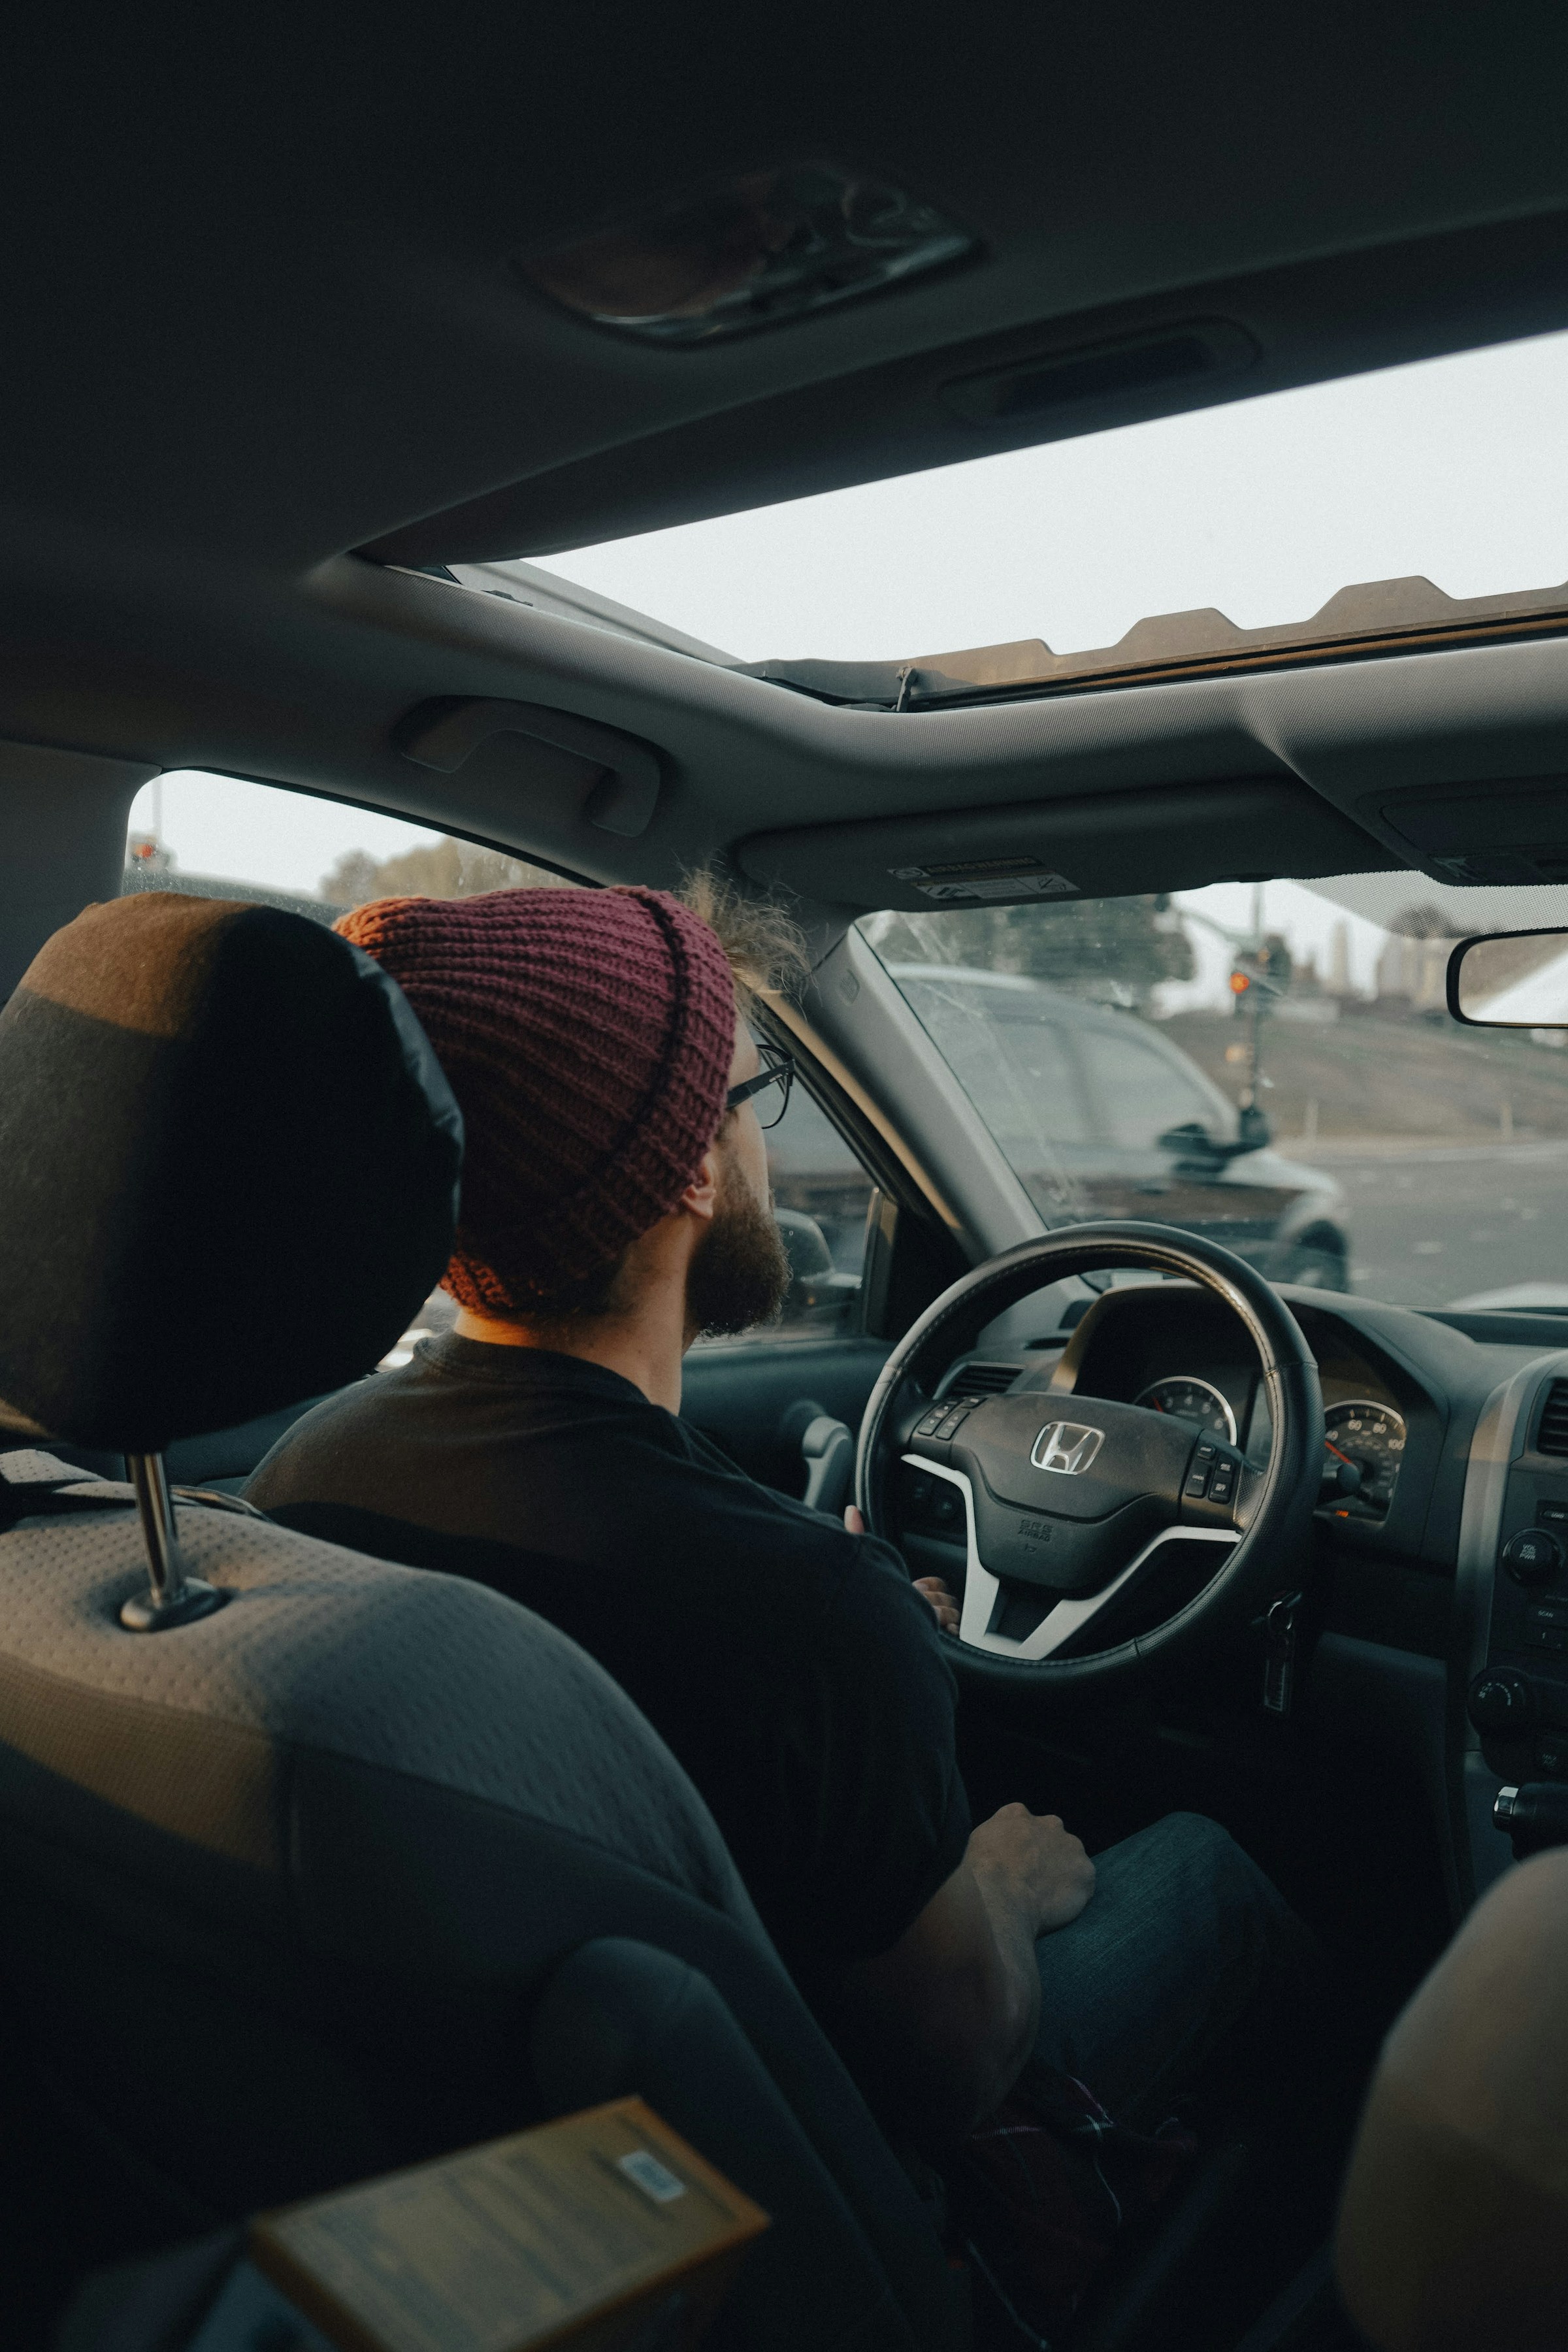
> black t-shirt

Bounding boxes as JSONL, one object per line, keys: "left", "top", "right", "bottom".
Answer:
{"left": 246, "top": 1336, "right": 971, "bottom": 1980}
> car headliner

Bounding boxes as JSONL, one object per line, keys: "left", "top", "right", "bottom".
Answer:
{"left": 3, "top": 5, "right": 1568, "bottom": 985}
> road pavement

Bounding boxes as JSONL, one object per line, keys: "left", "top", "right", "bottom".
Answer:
{"left": 1305, "top": 1139, "right": 1568, "bottom": 1309}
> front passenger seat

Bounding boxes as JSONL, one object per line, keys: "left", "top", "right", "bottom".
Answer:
{"left": 0, "top": 892, "right": 962, "bottom": 2352}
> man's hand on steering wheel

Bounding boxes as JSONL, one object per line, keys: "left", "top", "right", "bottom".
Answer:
{"left": 845, "top": 1501, "right": 960, "bottom": 1632}
{"left": 913, "top": 1576, "right": 960, "bottom": 1634}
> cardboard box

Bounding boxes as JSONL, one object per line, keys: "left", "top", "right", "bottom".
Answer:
{"left": 248, "top": 2099, "right": 768, "bottom": 2352}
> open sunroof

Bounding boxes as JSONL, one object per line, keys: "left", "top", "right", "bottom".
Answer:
{"left": 508, "top": 326, "right": 1568, "bottom": 708}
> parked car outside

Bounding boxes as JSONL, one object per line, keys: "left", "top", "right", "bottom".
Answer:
{"left": 886, "top": 964, "right": 1351, "bottom": 1290}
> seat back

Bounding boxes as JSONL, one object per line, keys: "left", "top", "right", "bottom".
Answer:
{"left": 0, "top": 897, "right": 958, "bottom": 2349}
{"left": 0, "top": 1481, "right": 957, "bottom": 2348}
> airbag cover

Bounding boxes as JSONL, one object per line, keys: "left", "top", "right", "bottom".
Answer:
{"left": 959, "top": 1394, "right": 1192, "bottom": 1518}
{"left": 948, "top": 1393, "right": 1192, "bottom": 1592}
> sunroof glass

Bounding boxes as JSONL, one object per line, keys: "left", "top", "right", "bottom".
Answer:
{"left": 529, "top": 327, "right": 1568, "bottom": 668}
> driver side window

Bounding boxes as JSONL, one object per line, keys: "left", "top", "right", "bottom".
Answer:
{"left": 696, "top": 1069, "right": 877, "bottom": 1347}
{"left": 121, "top": 770, "right": 581, "bottom": 1369}
{"left": 122, "top": 770, "right": 877, "bottom": 1350}
{"left": 123, "top": 770, "right": 570, "bottom": 913}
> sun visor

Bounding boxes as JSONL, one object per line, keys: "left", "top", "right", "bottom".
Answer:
{"left": 1371, "top": 779, "right": 1568, "bottom": 887}
{"left": 739, "top": 779, "right": 1390, "bottom": 913}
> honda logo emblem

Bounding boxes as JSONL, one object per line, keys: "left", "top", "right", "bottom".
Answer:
{"left": 1031, "top": 1421, "right": 1105, "bottom": 1475}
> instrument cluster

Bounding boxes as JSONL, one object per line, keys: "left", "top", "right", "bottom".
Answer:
{"left": 1134, "top": 1376, "right": 1407, "bottom": 1519}
{"left": 1320, "top": 1398, "right": 1407, "bottom": 1519}
{"left": 1134, "top": 1375, "right": 1236, "bottom": 1443}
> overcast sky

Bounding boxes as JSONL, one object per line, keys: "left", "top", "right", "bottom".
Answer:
{"left": 130, "top": 772, "right": 438, "bottom": 897}
{"left": 131, "top": 327, "right": 1568, "bottom": 1008}
{"left": 542, "top": 327, "right": 1568, "bottom": 662}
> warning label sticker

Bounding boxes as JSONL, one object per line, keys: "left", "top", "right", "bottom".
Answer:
{"left": 889, "top": 859, "right": 1077, "bottom": 904}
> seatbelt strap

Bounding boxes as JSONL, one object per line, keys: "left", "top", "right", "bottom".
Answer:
{"left": 0, "top": 1448, "right": 267, "bottom": 1535}
{"left": 0, "top": 1448, "right": 138, "bottom": 1534}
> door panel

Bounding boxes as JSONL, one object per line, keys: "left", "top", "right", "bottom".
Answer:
{"left": 681, "top": 1336, "right": 890, "bottom": 1494}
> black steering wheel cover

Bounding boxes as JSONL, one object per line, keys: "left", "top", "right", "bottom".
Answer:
{"left": 855, "top": 1220, "right": 1324, "bottom": 1694}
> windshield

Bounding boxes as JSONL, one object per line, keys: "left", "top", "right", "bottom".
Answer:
{"left": 862, "top": 872, "right": 1568, "bottom": 1314}
{"left": 536, "top": 329, "right": 1568, "bottom": 668}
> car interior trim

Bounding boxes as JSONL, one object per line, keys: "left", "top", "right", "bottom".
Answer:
{"left": 20, "top": 551, "right": 1568, "bottom": 942}
{"left": 751, "top": 990, "right": 966, "bottom": 1255}
{"left": 396, "top": 694, "right": 664, "bottom": 840}
{"left": 1454, "top": 1347, "right": 1568, "bottom": 1906}
{"left": 734, "top": 577, "right": 1568, "bottom": 714}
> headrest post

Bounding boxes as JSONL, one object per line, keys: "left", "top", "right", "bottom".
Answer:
{"left": 119, "top": 1454, "right": 227, "bottom": 1632}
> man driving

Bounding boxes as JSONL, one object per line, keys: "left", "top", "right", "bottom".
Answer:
{"left": 250, "top": 875, "right": 1310, "bottom": 2140}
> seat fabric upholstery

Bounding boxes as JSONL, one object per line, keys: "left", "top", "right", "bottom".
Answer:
{"left": 0, "top": 1486, "right": 960, "bottom": 2351}
{"left": 0, "top": 1488, "right": 751, "bottom": 1912}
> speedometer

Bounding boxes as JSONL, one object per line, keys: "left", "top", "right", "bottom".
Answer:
{"left": 1134, "top": 1376, "right": 1237, "bottom": 1442}
{"left": 1322, "top": 1399, "right": 1407, "bottom": 1516}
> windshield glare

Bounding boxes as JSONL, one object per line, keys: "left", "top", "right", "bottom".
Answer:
{"left": 862, "top": 874, "right": 1568, "bottom": 1313}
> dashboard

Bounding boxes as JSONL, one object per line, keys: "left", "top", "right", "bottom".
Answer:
{"left": 896, "top": 1282, "right": 1484, "bottom": 1589}
{"left": 891, "top": 1278, "right": 1568, "bottom": 1912}
{"left": 1050, "top": 1286, "right": 1420, "bottom": 1533}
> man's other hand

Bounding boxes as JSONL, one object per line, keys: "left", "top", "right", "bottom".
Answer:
{"left": 913, "top": 1575, "right": 958, "bottom": 1632}
{"left": 970, "top": 1801, "right": 1096, "bottom": 1936}
{"left": 832, "top": 1804, "right": 1096, "bottom": 2139}
{"left": 843, "top": 1504, "right": 960, "bottom": 1633}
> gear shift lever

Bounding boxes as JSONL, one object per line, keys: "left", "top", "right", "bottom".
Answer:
{"left": 1494, "top": 1782, "right": 1568, "bottom": 1861}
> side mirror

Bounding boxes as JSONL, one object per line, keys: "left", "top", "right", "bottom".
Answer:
{"left": 775, "top": 1207, "right": 834, "bottom": 1313}
{"left": 774, "top": 1207, "right": 862, "bottom": 1322}
{"left": 1447, "top": 930, "right": 1568, "bottom": 1027}
{"left": 1157, "top": 1119, "right": 1217, "bottom": 1160}
{"left": 1156, "top": 1111, "right": 1271, "bottom": 1165}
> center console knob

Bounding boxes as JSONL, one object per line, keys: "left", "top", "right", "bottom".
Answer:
{"left": 1468, "top": 1669, "right": 1536, "bottom": 1735}
{"left": 1503, "top": 1527, "right": 1565, "bottom": 1585}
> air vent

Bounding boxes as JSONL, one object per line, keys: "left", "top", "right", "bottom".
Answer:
{"left": 1537, "top": 1379, "right": 1568, "bottom": 1456}
{"left": 945, "top": 1362, "right": 1021, "bottom": 1401}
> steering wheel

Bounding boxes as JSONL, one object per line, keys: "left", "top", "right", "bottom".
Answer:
{"left": 854, "top": 1222, "right": 1324, "bottom": 1693}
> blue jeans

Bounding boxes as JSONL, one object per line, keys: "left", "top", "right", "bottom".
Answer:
{"left": 1027, "top": 1812, "right": 1318, "bottom": 2125}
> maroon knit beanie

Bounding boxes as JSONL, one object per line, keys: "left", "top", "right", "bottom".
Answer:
{"left": 335, "top": 886, "right": 737, "bottom": 1315}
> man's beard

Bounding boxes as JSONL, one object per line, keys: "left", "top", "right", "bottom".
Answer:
{"left": 686, "top": 1153, "right": 792, "bottom": 1339}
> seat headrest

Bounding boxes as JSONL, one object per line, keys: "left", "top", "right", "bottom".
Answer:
{"left": 0, "top": 892, "right": 463, "bottom": 1451}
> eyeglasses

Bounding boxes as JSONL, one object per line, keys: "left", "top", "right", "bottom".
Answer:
{"left": 725, "top": 1041, "right": 794, "bottom": 1130}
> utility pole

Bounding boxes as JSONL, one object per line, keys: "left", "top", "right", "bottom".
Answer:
{"left": 1182, "top": 894, "right": 1284, "bottom": 1130}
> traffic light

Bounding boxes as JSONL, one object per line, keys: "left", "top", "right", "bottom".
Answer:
{"left": 1230, "top": 939, "right": 1292, "bottom": 1005}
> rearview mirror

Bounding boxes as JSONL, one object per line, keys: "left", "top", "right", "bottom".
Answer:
{"left": 1446, "top": 930, "right": 1568, "bottom": 1026}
